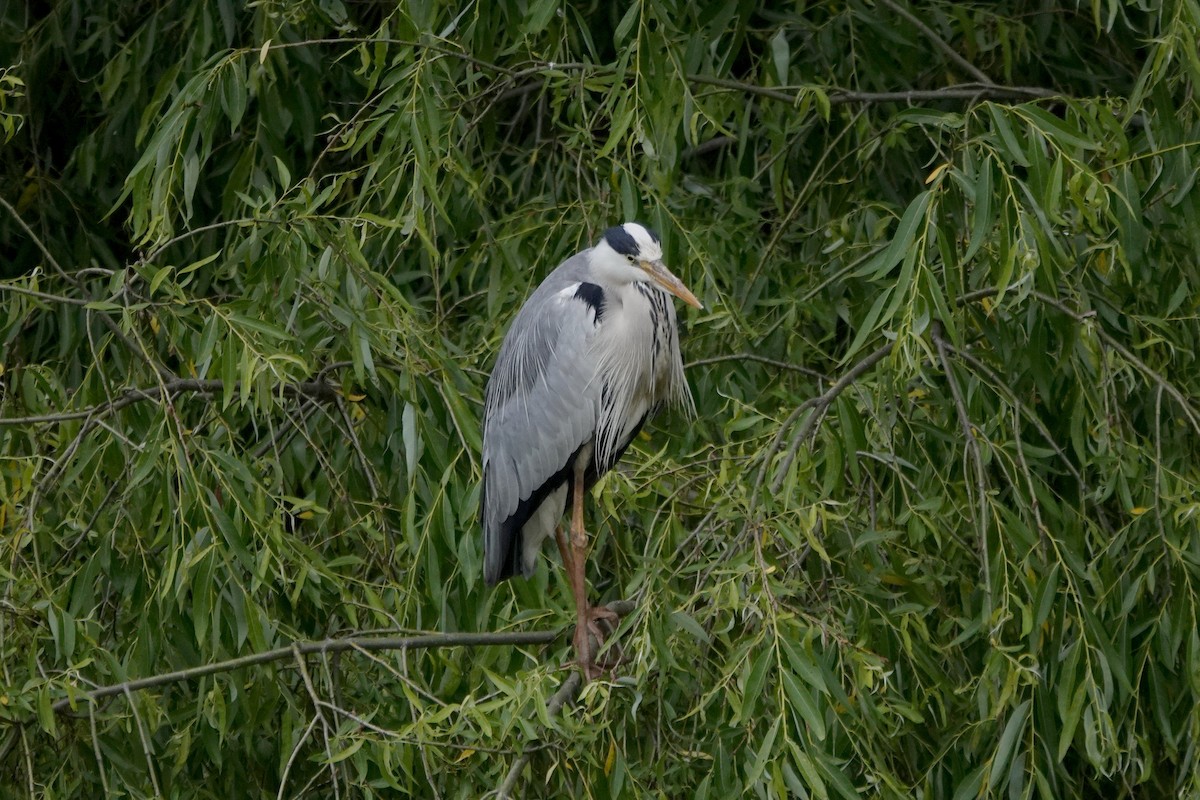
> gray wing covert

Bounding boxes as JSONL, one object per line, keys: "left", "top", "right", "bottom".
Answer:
{"left": 481, "top": 276, "right": 601, "bottom": 583}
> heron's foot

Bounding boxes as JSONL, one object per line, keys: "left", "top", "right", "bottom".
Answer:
{"left": 571, "top": 605, "right": 622, "bottom": 681}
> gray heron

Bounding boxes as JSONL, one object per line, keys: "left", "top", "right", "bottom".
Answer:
{"left": 480, "top": 222, "right": 701, "bottom": 679}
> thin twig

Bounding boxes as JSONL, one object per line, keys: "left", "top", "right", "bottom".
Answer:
{"left": 767, "top": 342, "right": 895, "bottom": 496}
{"left": 833, "top": 85, "right": 1058, "bottom": 103}
{"left": 688, "top": 74, "right": 1054, "bottom": 105}
{"left": 88, "top": 703, "right": 110, "bottom": 796}
{"left": 0, "top": 195, "right": 75, "bottom": 283}
{"left": 123, "top": 686, "right": 163, "bottom": 798}
{"left": 943, "top": 338, "right": 1110, "bottom": 537}
{"left": 680, "top": 135, "right": 736, "bottom": 160}
{"left": 959, "top": 287, "right": 1200, "bottom": 436}
{"left": 0, "top": 378, "right": 342, "bottom": 426}
{"left": 741, "top": 342, "right": 895, "bottom": 537}
{"left": 496, "top": 673, "right": 582, "bottom": 800}
{"left": 277, "top": 716, "right": 320, "bottom": 800}
{"left": 335, "top": 396, "right": 381, "bottom": 501}
{"left": 495, "top": 599, "right": 637, "bottom": 799}
{"left": 0, "top": 194, "right": 173, "bottom": 380}
{"left": 686, "top": 352, "right": 829, "bottom": 381}
{"left": 0, "top": 282, "right": 91, "bottom": 306}
{"left": 293, "top": 645, "right": 340, "bottom": 799}
{"left": 1028, "top": 290, "right": 1200, "bottom": 435}
{"left": 875, "top": 0, "right": 994, "bottom": 85}
{"left": 932, "top": 323, "right": 991, "bottom": 609}
{"left": 48, "top": 629, "right": 561, "bottom": 715}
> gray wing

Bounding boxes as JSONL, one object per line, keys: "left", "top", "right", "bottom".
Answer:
{"left": 481, "top": 255, "right": 601, "bottom": 584}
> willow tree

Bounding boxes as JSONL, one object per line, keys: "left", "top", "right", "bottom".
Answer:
{"left": 2, "top": 1, "right": 1199, "bottom": 797}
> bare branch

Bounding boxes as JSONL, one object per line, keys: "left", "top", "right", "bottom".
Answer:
{"left": 293, "top": 645, "right": 341, "bottom": 796}
{"left": 0, "top": 195, "right": 75, "bottom": 284}
{"left": 335, "top": 396, "right": 381, "bottom": 502}
{"left": 766, "top": 342, "right": 895, "bottom": 497}
{"left": 497, "top": 672, "right": 581, "bottom": 800}
{"left": 1028, "top": 290, "right": 1200, "bottom": 435}
{"left": 123, "top": 686, "right": 163, "bottom": 798}
{"left": 48, "top": 628, "right": 564, "bottom": 715}
{"left": 688, "top": 74, "right": 1055, "bottom": 106}
{"left": 875, "top": 0, "right": 994, "bottom": 85}
{"left": 680, "top": 135, "right": 736, "bottom": 160}
{"left": 959, "top": 286, "right": 1200, "bottom": 436}
{"left": 0, "top": 378, "right": 342, "bottom": 427}
{"left": 932, "top": 323, "right": 991, "bottom": 606}
{"left": 830, "top": 85, "right": 1057, "bottom": 103}
{"left": 277, "top": 716, "right": 320, "bottom": 800}
{"left": 0, "top": 194, "right": 173, "bottom": 380}
{"left": 0, "top": 282, "right": 91, "bottom": 306}
{"left": 495, "top": 599, "right": 636, "bottom": 799}
{"left": 686, "top": 352, "right": 829, "bottom": 381}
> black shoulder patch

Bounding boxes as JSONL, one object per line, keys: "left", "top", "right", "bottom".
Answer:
{"left": 574, "top": 282, "right": 605, "bottom": 322}
{"left": 602, "top": 226, "right": 639, "bottom": 256}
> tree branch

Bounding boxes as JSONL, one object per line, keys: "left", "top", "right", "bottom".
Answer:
{"left": 0, "top": 194, "right": 174, "bottom": 381}
{"left": 931, "top": 323, "right": 991, "bottom": 606}
{"left": 686, "top": 352, "right": 829, "bottom": 381}
{"left": 32, "top": 600, "right": 634, "bottom": 721}
{"left": 46, "top": 629, "right": 562, "bottom": 716}
{"left": 959, "top": 286, "right": 1200, "bottom": 435}
{"left": 768, "top": 342, "right": 895, "bottom": 496}
{"left": 688, "top": 74, "right": 1055, "bottom": 106}
{"left": 0, "top": 195, "right": 75, "bottom": 284}
{"left": 875, "top": 0, "right": 994, "bottom": 85}
{"left": 495, "top": 599, "right": 636, "bottom": 799}
{"left": 0, "top": 377, "right": 342, "bottom": 426}
{"left": 1027, "top": 290, "right": 1200, "bottom": 435}
{"left": 0, "top": 282, "right": 91, "bottom": 306}
{"left": 497, "top": 673, "right": 581, "bottom": 800}
{"left": 739, "top": 341, "right": 894, "bottom": 537}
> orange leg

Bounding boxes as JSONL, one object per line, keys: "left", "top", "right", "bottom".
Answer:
{"left": 554, "top": 525, "right": 582, "bottom": 615}
{"left": 568, "top": 469, "right": 618, "bottom": 680}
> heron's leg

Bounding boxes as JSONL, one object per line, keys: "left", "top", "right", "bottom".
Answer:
{"left": 553, "top": 525, "right": 582, "bottom": 609}
{"left": 568, "top": 471, "right": 618, "bottom": 680}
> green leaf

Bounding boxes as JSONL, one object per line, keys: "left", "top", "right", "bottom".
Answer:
{"left": 782, "top": 671, "right": 826, "bottom": 740}
{"left": 988, "top": 699, "right": 1030, "bottom": 791}
{"left": 739, "top": 645, "right": 772, "bottom": 725}
{"left": 1018, "top": 106, "right": 1098, "bottom": 151}
{"left": 951, "top": 763, "right": 986, "bottom": 800}
{"left": 614, "top": 4, "right": 640, "bottom": 43}
{"left": 988, "top": 105, "right": 1030, "bottom": 167}
{"left": 745, "top": 717, "right": 780, "bottom": 786}
{"left": 962, "top": 156, "right": 994, "bottom": 265}
{"left": 851, "top": 190, "right": 933, "bottom": 281}
{"left": 770, "top": 30, "right": 790, "bottom": 85}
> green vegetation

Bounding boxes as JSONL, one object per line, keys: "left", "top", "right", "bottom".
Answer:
{"left": 3, "top": 1, "right": 1200, "bottom": 797}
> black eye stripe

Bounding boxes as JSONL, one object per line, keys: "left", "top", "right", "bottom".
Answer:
{"left": 603, "top": 225, "right": 639, "bottom": 256}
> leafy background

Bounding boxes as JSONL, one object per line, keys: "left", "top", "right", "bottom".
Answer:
{"left": 3, "top": 0, "right": 1200, "bottom": 797}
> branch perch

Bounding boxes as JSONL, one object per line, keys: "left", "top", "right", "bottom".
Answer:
{"left": 496, "top": 599, "right": 635, "bottom": 800}
{"left": 43, "top": 629, "right": 558, "bottom": 715}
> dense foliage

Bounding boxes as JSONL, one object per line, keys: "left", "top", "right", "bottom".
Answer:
{"left": 3, "top": 1, "right": 1200, "bottom": 797}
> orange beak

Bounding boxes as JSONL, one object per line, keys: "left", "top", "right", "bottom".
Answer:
{"left": 642, "top": 259, "right": 703, "bottom": 309}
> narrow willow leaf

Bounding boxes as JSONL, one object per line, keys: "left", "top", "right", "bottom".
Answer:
{"left": 988, "top": 699, "right": 1030, "bottom": 791}
{"left": 962, "top": 156, "right": 994, "bottom": 265}
{"left": 745, "top": 717, "right": 780, "bottom": 787}
{"left": 851, "top": 190, "right": 933, "bottom": 281}
{"left": 988, "top": 105, "right": 1030, "bottom": 167}
{"left": 1018, "top": 106, "right": 1098, "bottom": 151}
{"left": 782, "top": 671, "right": 826, "bottom": 740}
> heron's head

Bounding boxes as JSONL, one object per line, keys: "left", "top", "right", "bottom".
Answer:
{"left": 592, "top": 222, "right": 703, "bottom": 309}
